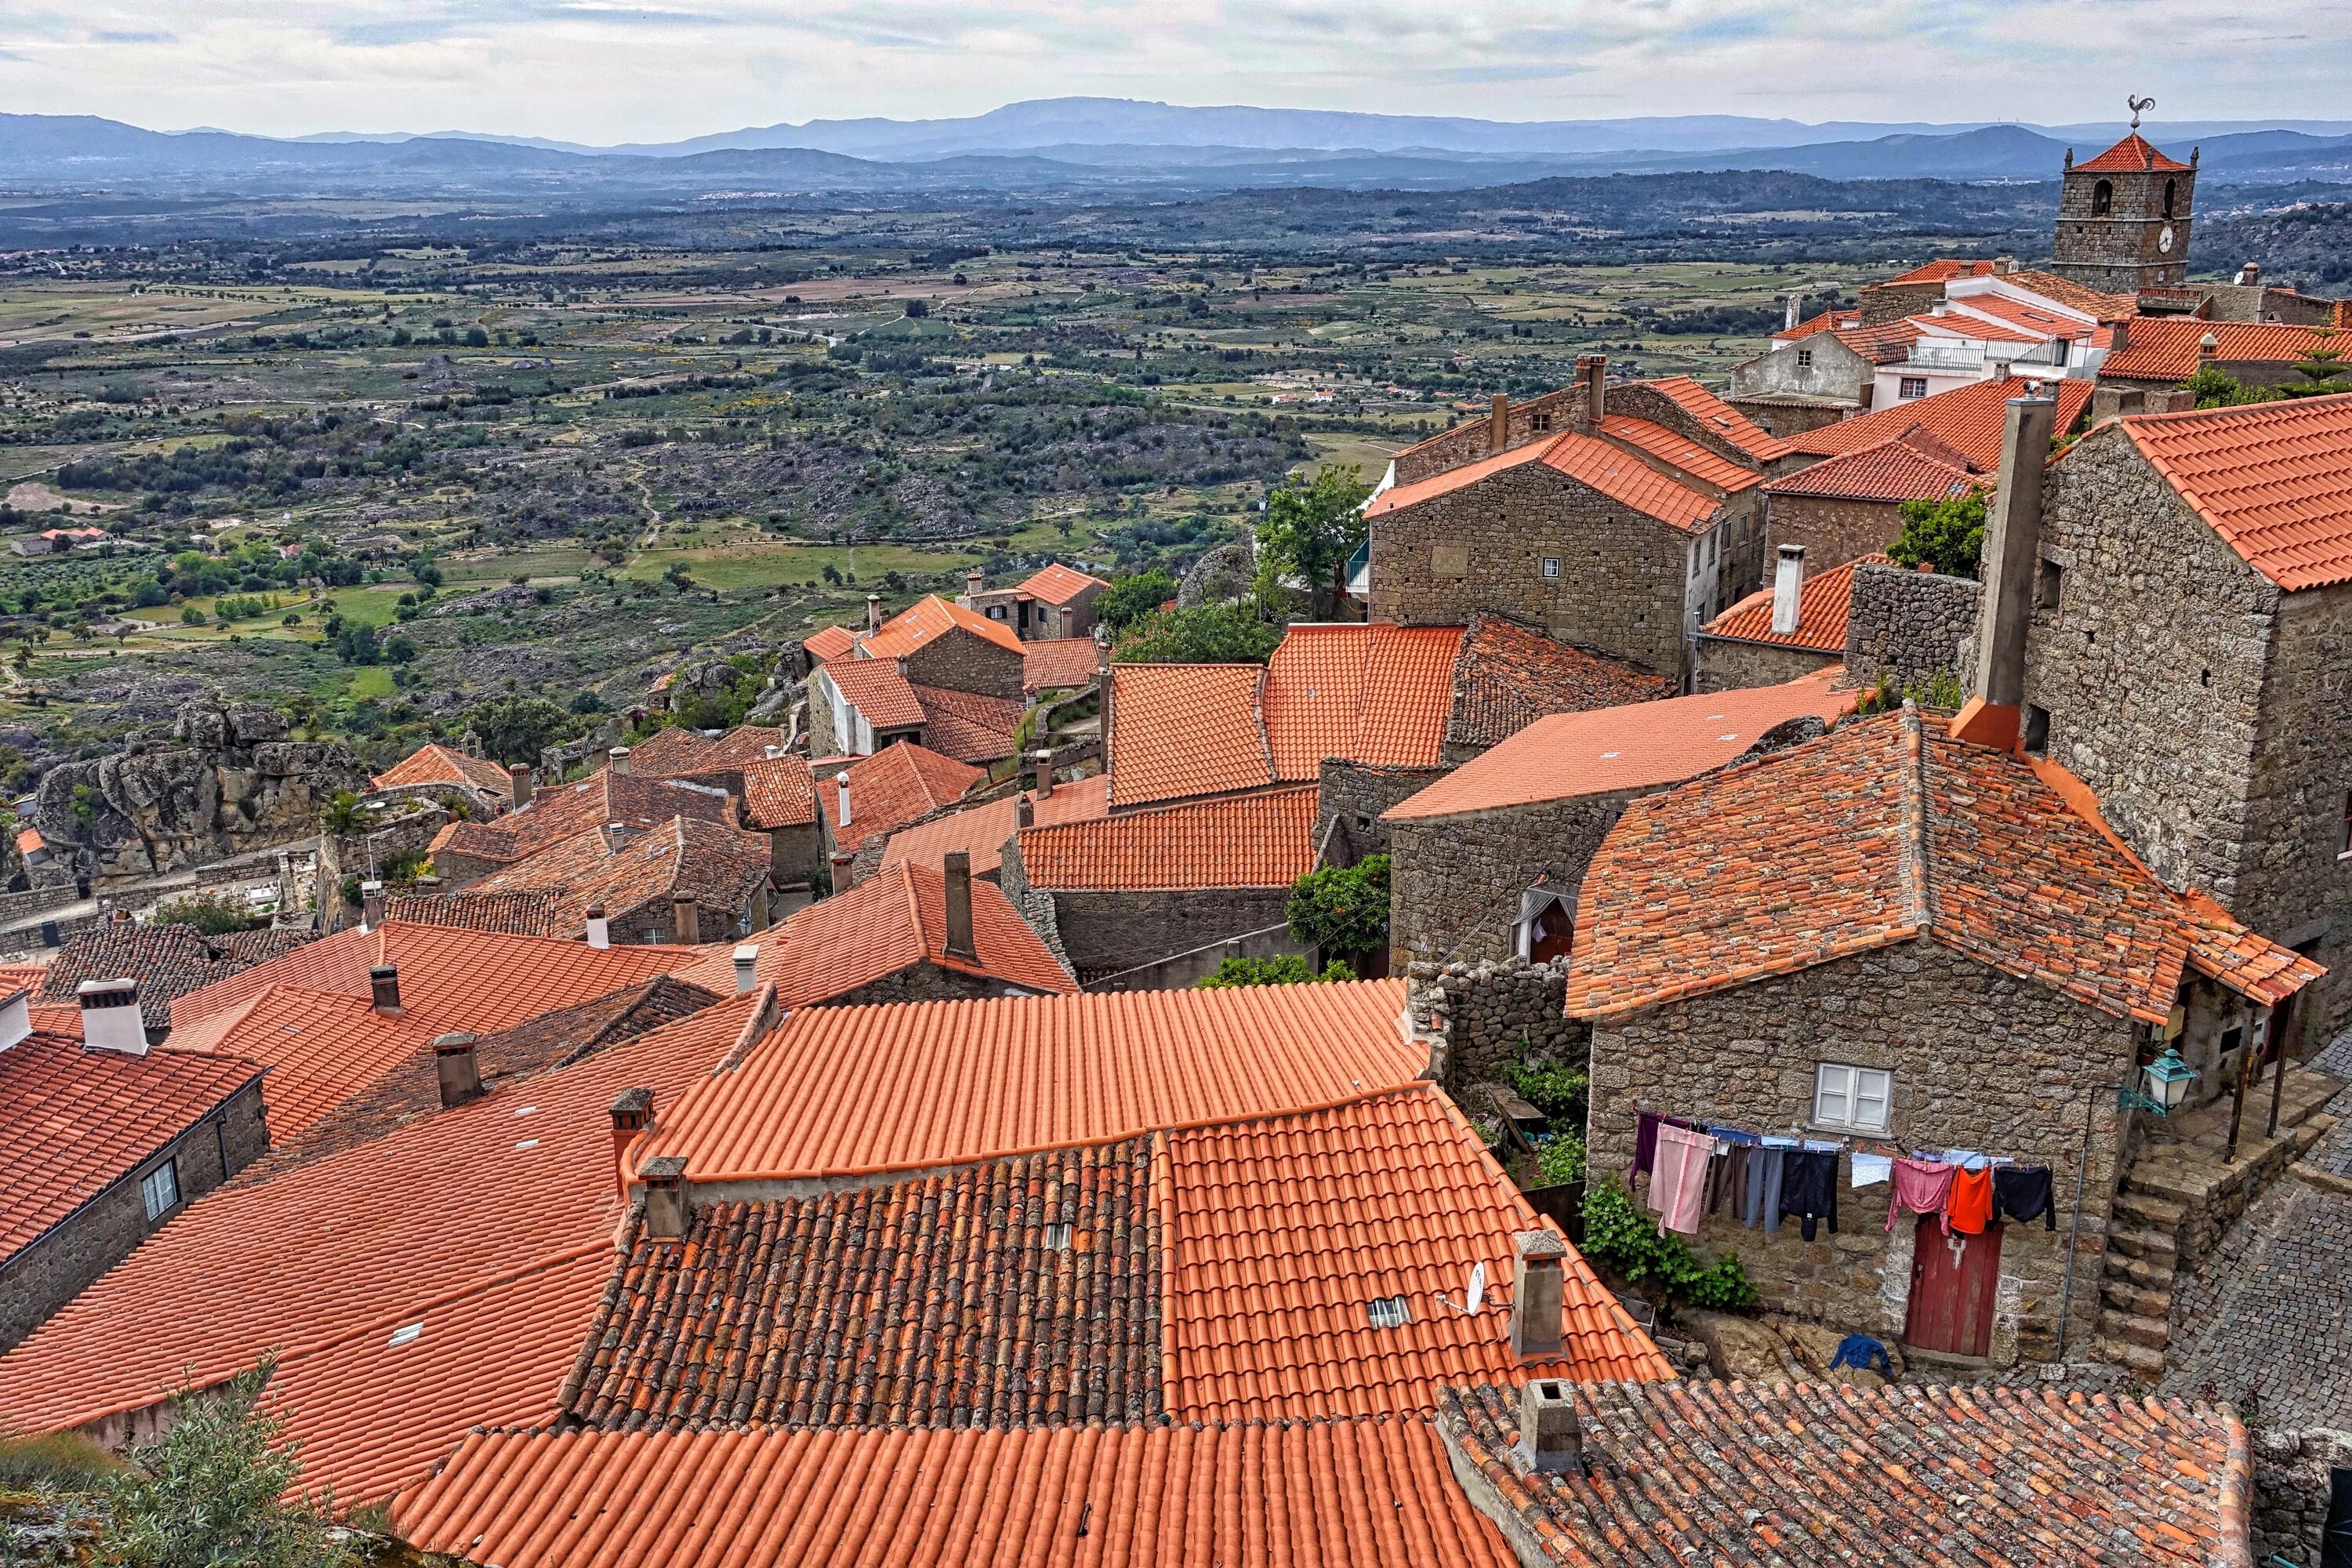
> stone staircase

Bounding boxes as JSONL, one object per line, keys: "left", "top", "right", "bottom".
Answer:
{"left": 2096, "top": 1064, "right": 2342, "bottom": 1377}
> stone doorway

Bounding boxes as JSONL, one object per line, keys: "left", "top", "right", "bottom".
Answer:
{"left": 1904, "top": 1216, "right": 2002, "bottom": 1358}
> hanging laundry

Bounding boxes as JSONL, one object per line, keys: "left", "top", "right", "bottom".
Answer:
{"left": 1991, "top": 1165, "right": 2057, "bottom": 1230}
{"left": 1704, "top": 1142, "right": 1742, "bottom": 1215}
{"left": 1632, "top": 1111, "right": 1664, "bottom": 1181}
{"left": 1744, "top": 1146, "right": 1788, "bottom": 1232}
{"left": 1778, "top": 1149, "right": 1839, "bottom": 1241}
{"left": 1849, "top": 1152, "right": 1893, "bottom": 1189}
{"left": 1648, "top": 1123, "right": 1714, "bottom": 1236}
{"left": 1885, "top": 1158, "right": 1953, "bottom": 1232}
{"left": 1944, "top": 1164, "right": 1994, "bottom": 1236}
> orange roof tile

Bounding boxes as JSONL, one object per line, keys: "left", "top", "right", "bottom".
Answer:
{"left": 619, "top": 725, "right": 716, "bottom": 779}
{"left": 0, "top": 989, "right": 777, "bottom": 1505}
{"left": 2114, "top": 391, "right": 2352, "bottom": 592}
{"left": 1639, "top": 375, "right": 1792, "bottom": 462}
{"left": 1015, "top": 561, "right": 1109, "bottom": 605}
{"left": 1777, "top": 308, "right": 1863, "bottom": 343}
{"left": 391, "top": 1416, "right": 1516, "bottom": 1568}
{"left": 822, "top": 655, "right": 931, "bottom": 730}
{"left": 1020, "top": 785, "right": 1319, "bottom": 891}
{"left": 370, "top": 742, "right": 514, "bottom": 800}
{"left": 817, "top": 742, "right": 987, "bottom": 850}
{"left": 1165, "top": 1086, "right": 1671, "bottom": 1424}
{"left": 1911, "top": 310, "right": 2048, "bottom": 348}
{"left": 911, "top": 684, "right": 1026, "bottom": 764}
{"left": 801, "top": 624, "right": 858, "bottom": 663}
{"left": 2075, "top": 131, "right": 2194, "bottom": 173}
{"left": 1947, "top": 292, "right": 2100, "bottom": 342}
{"left": 1385, "top": 668, "right": 1857, "bottom": 822}
{"left": 1108, "top": 662, "right": 1272, "bottom": 809}
{"left": 2101, "top": 317, "right": 2350, "bottom": 383}
{"left": 1830, "top": 317, "right": 1927, "bottom": 365}
{"left": 1366, "top": 427, "right": 1561, "bottom": 517}
{"left": 1596, "top": 414, "right": 1766, "bottom": 492}
{"left": 692, "top": 726, "right": 787, "bottom": 770}
{"left": 1262, "top": 623, "right": 1466, "bottom": 777}
{"left": 1564, "top": 710, "right": 2323, "bottom": 1023}
{"left": 169, "top": 985, "right": 443, "bottom": 1144}
{"left": 1703, "top": 555, "right": 1886, "bottom": 653}
{"left": 637, "top": 979, "right": 1422, "bottom": 1184}
{"left": 470, "top": 816, "right": 772, "bottom": 935}
{"left": 1882, "top": 259, "right": 1996, "bottom": 285}
{"left": 881, "top": 773, "right": 1112, "bottom": 880}
{"left": 1537, "top": 427, "right": 1724, "bottom": 533}
{"left": 1445, "top": 614, "right": 1676, "bottom": 750}
{"left": 448, "top": 771, "right": 742, "bottom": 867}
{"left": 1765, "top": 432, "right": 1982, "bottom": 503}
{"left": 674, "top": 861, "right": 1073, "bottom": 1004}
{"left": 1786, "top": 375, "right": 2096, "bottom": 471}
{"left": 1022, "top": 636, "right": 1102, "bottom": 695}
{"left": 738, "top": 754, "right": 815, "bottom": 829}
{"left": 865, "top": 593, "right": 1027, "bottom": 659}
{"left": 382, "top": 890, "right": 561, "bottom": 938}
{"left": 2002, "top": 270, "right": 2141, "bottom": 321}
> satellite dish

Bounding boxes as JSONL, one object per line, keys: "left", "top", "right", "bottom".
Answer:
{"left": 1467, "top": 1261, "right": 1487, "bottom": 1315}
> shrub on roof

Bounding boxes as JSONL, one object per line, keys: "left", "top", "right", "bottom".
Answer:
{"left": 1110, "top": 602, "right": 1281, "bottom": 665}
{"left": 153, "top": 891, "right": 264, "bottom": 936}
{"left": 1886, "top": 490, "right": 1986, "bottom": 580}
{"left": 1196, "top": 954, "right": 1356, "bottom": 988}
{"left": 0, "top": 1429, "right": 125, "bottom": 1491}
{"left": 1286, "top": 853, "right": 1390, "bottom": 961}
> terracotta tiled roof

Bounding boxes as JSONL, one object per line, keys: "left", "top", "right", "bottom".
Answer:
{"left": 637, "top": 978, "right": 1422, "bottom": 1183}
{"left": 1595, "top": 414, "right": 1766, "bottom": 492}
{"left": 1385, "top": 668, "right": 1857, "bottom": 822}
{"left": 1765, "top": 432, "right": 1982, "bottom": 501}
{"left": 1777, "top": 308, "right": 1862, "bottom": 343}
{"left": 863, "top": 593, "right": 1028, "bottom": 659}
{"left": 1022, "top": 637, "right": 1102, "bottom": 695}
{"left": 1829, "top": 317, "right": 1926, "bottom": 365}
{"left": 615, "top": 726, "right": 712, "bottom": 779}
{"left": 1536, "top": 426, "right": 1726, "bottom": 532}
{"left": 1639, "top": 376, "right": 1792, "bottom": 462}
{"left": 1787, "top": 375, "right": 2096, "bottom": 470}
{"left": 169, "top": 985, "right": 445, "bottom": 1144}
{"left": 563, "top": 1136, "right": 1159, "bottom": 1431}
{"left": 692, "top": 726, "right": 787, "bottom": 770}
{"left": 449, "top": 771, "right": 742, "bottom": 866}
{"left": 1703, "top": 555, "right": 1887, "bottom": 653}
{"left": 391, "top": 1415, "right": 1515, "bottom": 1568}
{"left": 1107, "top": 663, "right": 1271, "bottom": 809}
{"left": 881, "top": 773, "right": 1112, "bottom": 879}
{"left": 167, "top": 923, "right": 377, "bottom": 1035}
{"left": 1021, "top": 786, "right": 1319, "bottom": 891}
{"left": 912, "top": 684, "right": 1026, "bottom": 764}
{"left": 2002, "top": 270, "right": 2140, "bottom": 321}
{"left": 2075, "top": 131, "right": 2194, "bottom": 173}
{"left": 1912, "top": 309, "right": 2049, "bottom": 348}
{"left": 1947, "top": 292, "right": 2100, "bottom": 342}
{"left": 42, "top": 921, "right": 314, "bottom": 1032}
{"left": 1015, "top": 561, "right": 1109, "bottom": 606}
{"left": 1439, "top": 1376, "right": 2249, "bottom": 1568}
{"left": 1445, "top": 614, "right": 1675, "bottom": 750}
{"left": 0, "top": 1032, "right": 261, "bottom": 1257}
{"left": 1262, "top": 623, "right": 1467, "bottom": 777}
{"left": 382, "top": 891, "right": 562, "bottom": 938}
{"left": 1166, "top": 1087, "right": 1671, "bottom": 1423}
{"left": 1882, "top": 259, "right": 1995, "bottom": 285}
{"left": 2100, "top": 317, "right": 2350, "bottom": 383}
{"left": 2114, "top": 392, "right": 2352, "bottom": 591}
{"left": 472, "top": 816, "right": 772, "bottom": 936}
{"left": 370, "top": 742, "right": 514, "bottom": 799}
{"left": 822, "top": 655, "right": 931, "bottom": 730}
{"left": 1366, "top": 426, "right": 1563, "bottom": 515}
{"left": 430, "top": 817, "right": 518, "bottom": 867}
{"left": 739, "top": 755, "right": 815, "bottom": 829}
{"left": 817, "top": 742, "right": 987, "bottom": 851}
{"left": 1564, "top": 710, "right": 2323, "bottom": 1023}
{"left": 800, "top": 624, "right": 857, "bottom": 663}
{"left": 0, "top": 986, "right": 781, "bottom": 1505}
{"left": 209, "top": 927, "right": 315, "bottom": 967}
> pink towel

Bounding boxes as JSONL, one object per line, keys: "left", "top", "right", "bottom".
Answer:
{"left": 1647, "top": 1123, "right": 1714, "bottom": 1236}
{"left": 1885, "top": 1158, "right": 1955, "bottom": 1232}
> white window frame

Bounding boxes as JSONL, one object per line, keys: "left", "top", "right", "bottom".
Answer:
{"left": 1812, "top": 1062, "right": 1892, "bottom": 1134}
{"left": 1540, "top": 557, "right": 1560, "bottom": 579}
{"left": 140, "top": 1158, "right": 181, "bottom": 1221}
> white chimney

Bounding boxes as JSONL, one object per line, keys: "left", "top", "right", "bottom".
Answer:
{"left": 731, "top": 944, "right": 759, "bottom": 994}
{"left": 0, "top": 988, "right": 30, "bottom": 1051}
{"left": 1784, "top": 292, "right": 1802, "bottom": 332}
{"left": 585, "top": 904, "right": 610, "bottom": 949}
{"left": 608, "top": 746, "right": 631, "bottom": 776}
{"left": 866, "top": 593, "right": 882, "bottom": 633}
{"left": 1771, "top": 544, "right": 1806, "bottom": 637}
{"left": 359, "top": 879, "right": 384, "bottom": 931}
{"left": 835, "top": 771, "right": 853, "bottom": 829}
{"left": 78, "top": 978, "right": 147, "bottom": 1056}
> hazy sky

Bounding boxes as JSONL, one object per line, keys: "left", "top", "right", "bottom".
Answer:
{"left": 4, "top": 1, "right": 2347, "bottom": 142}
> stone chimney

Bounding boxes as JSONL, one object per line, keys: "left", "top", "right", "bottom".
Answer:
{"left": 1097, "top": 662, "right": 1114, "bottom": 778}
{"left": 866, "top": 593, "right": 882, "bottom": 633}
{"left": 608, "top": 746, "right": 631, "bottom": 776}
{"left": 1031, "top": 749, "right": 1054, "bottom": 799}
{"left": 360, "top": 880, "right": 385, "bottom": 930}
{"left": 369, "top": 964, "right": 402, "bottom": 1014}
{"left": 641, "top": 1156, "right": 690, "bottom": 1240}
{"left": 1784, "top": 292, "right": 1802, "bottom": 332}
{"left": 1770, "top": 544, "right": 1806, "bottom": 637}
{"left": 942, "top": 851, "right": 977, "bottom": 963}
{"left": 834, "top": 771, "right": 853, "bottom": 829}
{"left": 671, "top": 893, "right": 700, "bottom": 946}
{"left": 746, "top": 880, "right": 768, "bottom": 931}
{"left": 731, "top": 943, "right": 758, "bottom": 994}
{"left": 1486, "top": 392, "right": 1509, "bottom": 456}
{"left": 1016, "top": 794, "right": 1034, "bottom": 830}
{"left": 508, "top": 764, "right": 533, "bottom": 810}
{"left": 1994, "top": 255, "right": 2015, "bottom": 275}
{"left": 608, "top": 1087, "right": 652, "bottom": 1200}
{"left": 1509, "top": 1229, "right": 1566, "bottom": 1359}
{"left": 1517, "top": 1380, "right": 1584, "bottom": 1475}
{"left": 1955, "top": 388, "right": 2057, "bottom": 752}
{"left": 433, "top": 1032, "right": 482, "bottom": 1109}
{"left": 1575, "top": 354, "right": 1606, "bottom": 428}
{"left": 0, "top": 987, "right": 29, "bottom": 1052}
{"left": 966, "top": 568, "right": 984, "bottom": 601}
{"left": 77, "top": 978, "right": 145, "bottom": 1056}
{"left": 2236, "top": 261, "right": 2261, "bottom": 286}
{"left": 2199, "top": 332, "right": 2220, "bottom": 360}
{"left": 2109, "top": 318, "right": 2129, "bottom": 355}
{"left": 584, "top": 904, "right": 610, "bottom": 949}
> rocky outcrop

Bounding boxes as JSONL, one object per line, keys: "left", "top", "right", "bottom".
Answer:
{"left": 1178, "top": 535, "right": 1255, "bottom": 608}
{"left": 663, "top": 659, "right": 741, "bottom": 717}
{"left": 34, "top": 701, "right": 365, "bottom": 887}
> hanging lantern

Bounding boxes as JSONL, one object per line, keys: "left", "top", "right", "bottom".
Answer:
{"left": 2141, "top": 1047, "right": 2198, "bottom": 1116}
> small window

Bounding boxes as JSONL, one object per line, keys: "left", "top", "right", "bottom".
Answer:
{"left": 140, "top": 1159, "right": 180, "bottom": 1221}
{"left": 1532, "top": 412, "right": 1552, "bottom": 433}
{"left": 1541, "top": 556, "right": 1560, "bottom": 579}
{"left": 2220, "top": 1024, "right": 2245, "bottom": 1060}
{"left": 989, "top": 605, "right": 1007, "bottom": 619}
{"left": 2024, "top": 703, "right": 2051, "bottom": 756}
{"left": 1813, "top": 1064, "right": 1892, "bottom": 1134}
{"left": 1367, "top": 1295, "right": 1412, "bottom": 1330}
{"left": 1900, "top": 376, "right": 1928, "bottom": 400}
{"left": 1044, "top": 1222, "right": 1073, "bottom": 1250}
{"left": 2092, "top": 179, "right": 2114, "bottom": 216}
{"left": 2162, "top": 178, "right": 2176, "bottom": 220}
{"left": 1796, "top": 347, "right": 1813, "bottom": 368}
{"left": 2036, "top": 557, "right": 2064, "bottom": 611}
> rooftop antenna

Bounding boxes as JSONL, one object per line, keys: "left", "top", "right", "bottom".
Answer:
{"left": 2128, "top": 95, "right": 2154, "bottom": 131}
{"left": 1440, "top": 1260, "right": 1490, "bottom": 1316}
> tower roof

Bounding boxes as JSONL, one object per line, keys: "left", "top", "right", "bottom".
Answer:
{"left": 2075, "top": 132, "right": 2193, "bottom": 174}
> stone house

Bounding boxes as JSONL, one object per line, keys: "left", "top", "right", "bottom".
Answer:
{"left": 1759, "top": 431, "right": 1979, "bottom": 575}
{"left": 370, "top": 740, "right": 518, "bottom": 813}
{"left": 961, "top": 561, "right": 1110, "bottom": 642}
{"left": 427, "top": 768, "right": 738, "bottom": 884}
{"left": 735, "top": 754, "right": 821, "bottom": 909}
{"left": 2093, "top": 317, "right": 2352, "bottom": 419}
{"left": 2049, "top": 132, "right": 2195, "bottom": 295}
{"left": 1568, "top": 707, "right": 2320, "bottom": 1370}
{"left": 1774, "top": 372, "right": 2094, "bottom": 494}
{"left": 814, "top": 740, "right": 986, "bottom": 880}
{"left": 1382, "top": 669, "right": 1855, "bottom": 970}
{"left": 1693, "top": 551, "right": 1882, "bottom": 693}
{"left": 464, "top": 815, "right": 776, "bottom": 946}
{"left": 807, "top": 593, "right": 1029, "bottom": 702}
{"left": 805, "top": 652, "right": 1025, "bottom": 765}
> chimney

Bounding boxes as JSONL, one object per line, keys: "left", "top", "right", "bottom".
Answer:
{"left": 731, "top": 944, "right": 759, "bottom": 993}
{"left": 1770, "top": 544, "right": 1806, "bottom": 637}
{"left": 834, "top": 771, "right": 853, "bottom": 829}
{"left": 608, "top": 746, "right": 631, "bottom": 776}
{"left": 1994, "top": 255, "right": 2015, "bottom": 275}
{"left": 584, "top": 904, "right": 610, "bottom": 949}
{"left": 2236, "top": 261, "right": 2260, "bottom": 286}
{"left": 1486, "top": 392, "right": 1509, "bottom": 456}
{"left": 507, "top": 764, "right": 533, "bottom": 810}
{"left": 601, "top": 821, "right": 633, "bottom": 854}
{"left": 641, "top": 1156, "right": 690, "bottom": 1240}
{"left": 866, "top": 593, "right": 882, "bottom": 633}
{"left": 433, "top": 1032, "right": 482, "bottom": 1109}
{"left": 608, "top": 1087, "right": 652, "bottom": 1200}
{"left": 1518, "top": 1381, "right": 1585, "bottom": 1475}
{"left": 671, "top": 893, "right": 700, "bottom": 946}
{"left": 360, "top": 880, "right": 385, "bottom": 930}
{"left": 746, "top": 879, "right": 769, "bottom": 931}
{"left": 78, "top": 978, "right": 146, "bottom": 1056}
{"left": 894, "top": 655, "right": 909, "bottom": 679}
{"left": 0, "top": 987, "right": 28, "bottom": 1051}
{"left": 369, "top": 964, "right": 402, "bottom": 1013}
{"left": 966, "top": 568, "right": 984, "bottom": 602}
{"left": 942, "top": 851, "right": 976, "bottom": 963}
{"left": 1509, "top": 1229, "right": 1566, "bottom": 1358}
{"left": 1575, "top": 354, "right": 1606, "bottom": 427}
{"left": 1016, "top": 794, "right": 1034, "bottom": 830}
{"left": 1031, "top": 749, "right": 1054, "bottom": 799}
{"left": 2199, "top": 332, "right": 2220, "bottom": 360}
{"left": 1784, "top": 292, "right": 1802, "bottom": 332}
{"left": 1956, "top": 389, "right": 2057, "bottom": 751}
{"left": 2109, "top": 318, "right": 2129, "bottom": 355}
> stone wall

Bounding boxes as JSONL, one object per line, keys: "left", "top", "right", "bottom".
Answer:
{"left": 1693, "top": 636, "right": 1838, "bottom": 694}
{"left": 1406, "top": 956, "right": 1581, "bottom": 1093}
{"left": 0, "top": 1076, "right": 267, "bottom": 1353}
{"left": 1316, "top": 760, "right": 1450, "bottom": 863}
{"left": 833, "top": 960, "right": 1034, "bottom": 1007}
{"left": 1389, "top": 790, "right": 1637, "bottom": 970}
{"left": 1843, "top": 561, "right": 1981, "bottom": 692}
{"left": 1728, "top": 397, "right": 1857, "bottom": 438}
{"left": 2051, "top": 163, "right": 2193, "bottom": 292}
{"left": 1041, "top": 886, "right": 1295, "bottom": 984}
{"left": 1083, "top": 920, "right": 1305, "bottom": 993}
{"left": 318, "top": 801, "right": 457, "bottom": 930}
{"left": 2241, "top": 581, "right": 2352, "bottom": 1040}
{"left": 1392, "top": 387, "right": 1587, "bottom": 485}
{"left": 1730, "top": 337, "right": 1875, "bottom": 409}
{"left": 904, "top": 626, "right": 1025, "bottom": 701}
{"left": 1764, "top": 492, "right": 1904, "bottom": 575}
{"left": 1584, "top": 938, "right": 2138, "bottom": 1367}
{"left": 2250, "top": 1426, "right": 2352, "bottom": 1568}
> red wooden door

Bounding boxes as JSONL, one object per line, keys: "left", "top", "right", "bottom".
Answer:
{"left": 1527, "top": 906, "right": 1573, "bottom": 964}
{"left": 1904, "top": 1214, "right": 2002, "bottom": 1357}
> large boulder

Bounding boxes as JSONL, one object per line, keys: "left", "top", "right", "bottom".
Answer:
{"left": 1678, "top": 1308, "right": 1798, "bottom": 1385}
{"left": 1178, "top": 536, "right": 1256, "bottom": 608}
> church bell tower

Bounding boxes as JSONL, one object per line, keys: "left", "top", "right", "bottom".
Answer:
{"left": 2050, "top": 99, "right": 2197, "bottom": 293}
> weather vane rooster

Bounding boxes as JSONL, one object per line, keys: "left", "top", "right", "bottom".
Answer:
{"left": 2129, "top": 95, "right": 2155, "bottom": 130}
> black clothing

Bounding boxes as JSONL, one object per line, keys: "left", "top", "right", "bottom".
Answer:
{"left": 1992, "top": 1165, "right": 2057, "bottom": 1230}
{"left": 1777, "top": 1150, "right": 1840, "bottom": 1242}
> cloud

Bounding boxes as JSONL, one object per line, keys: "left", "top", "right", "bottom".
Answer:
{"left": 91, "top": 29, "right": 176, "bottom": 43}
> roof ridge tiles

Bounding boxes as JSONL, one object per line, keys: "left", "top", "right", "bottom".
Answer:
{"left": 1895, "top": 707, "right": 1933, "bottom": 932}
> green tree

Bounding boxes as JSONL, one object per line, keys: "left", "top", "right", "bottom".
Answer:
{"left": 1286, "top": 853, "right": 1391, "bottom": 961}
{"left": 466, "top": 694, "right": 575, "bottom": 766}
{"left": 179, "top": 605, "right": 206, "bottom": 626}
{"left": 1255, "top": 464, "right": 1371, "bottom": 620}
{"left": 2183, "top": 362, "right": 2278, "bottom": 408}
{"left": 1886, "top": 488, "right": 1988, "bottom": 579}
{"left": 321, "top": 789, "right": 363, "bottom": 834}
{"left": 1112, "top": 604, "right": 1282, "bottom": 665}
{"left": 1096, "top": 568, "right": 1177, "bottom": 631}
{"left": 70, "top": 782, "right": 103, "bottom": 838}
{"left": 1197, "top": 954, "right": 1356, "bottom": 988}
{"left": 2280, "top": 330, "right": 2352, "bottom": 397}
{"left": 154, "top": 891, "right": 264, "bottom": 935}
{"left": 663, "top": 561, "right": 695, "bottom": 593}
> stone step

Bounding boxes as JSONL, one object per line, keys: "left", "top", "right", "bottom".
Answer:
{"left": 2103, "top": 1225, "right": 2179, "bottom": 1265}
{"left": 2102, "top": 1250, "right": 2175, "bottom": 1290}
{"left": 2099, "top": 1334, "right": 2167, "bottom": 1377}
{"left": 2100, "top": 1307, "right": 2170, "bottom": 1352}
{"left": 2100, "top": 1279, "right": 2173, "bottom": 1319}
{"left": 2110, "top": 1189, "right": 2187, "bottom": 1232}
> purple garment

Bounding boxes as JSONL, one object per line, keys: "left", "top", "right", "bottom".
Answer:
{"left": 1885, "top": 1158, "right": 1955, "bottom": 1232}
{"left": 1632, "top": 1111, "right": 1664, "bottom": 1181}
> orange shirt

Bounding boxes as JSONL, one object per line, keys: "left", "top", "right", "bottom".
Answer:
{"left": 1944, "top": 1166, "right": 1994, "bottom": 1235}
